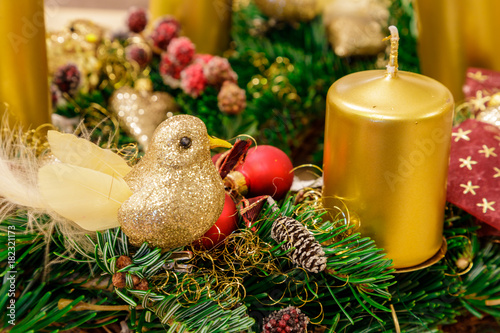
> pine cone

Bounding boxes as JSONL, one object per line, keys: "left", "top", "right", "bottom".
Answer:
{"left": 112, "top": 272, "right": 126, "bottom": 288}
{"left": 262, "top": 306, "right": 309, "bottom": 333}
{"left": 116, "top": 255, "right": 133, "bottom": 269}
{"left": 271, "top": 216, "right": 327, "bottom": 273}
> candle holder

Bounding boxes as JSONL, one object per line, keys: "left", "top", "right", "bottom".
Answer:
{"left": 322, "top": 26, "right": 453, "bottom": 270}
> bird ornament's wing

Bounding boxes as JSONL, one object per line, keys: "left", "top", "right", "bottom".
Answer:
{"left": 38, "top": 163, "right": 132, "bottom": 230}
{"left": 38, "top": 131, "right": 133, "bottom": 231}
{"left": 47, "top": 130, "right": 131, "bottom": 178}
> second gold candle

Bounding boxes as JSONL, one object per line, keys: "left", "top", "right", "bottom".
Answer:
{"left": 322, "top": 28, "right": 454, "bottom": 269}
{"left": 149, "top": 0, "right": 232, "bottom": 55}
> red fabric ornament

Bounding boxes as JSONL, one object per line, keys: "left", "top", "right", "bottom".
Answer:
{"left": 213, "top": 139, "right": 252, "bottom": 179}
{"left": 463, "top": 67, "right": 500, "bottom": 99}
{"left": 447, "top": 119, "right": 500, "bottom": 230}
{"left": 194, "top": 193, "right": 238, "bottom": 249}
{"left": 233, "top": 145, "right": 294, "bottom": 200}
{"left": 239, "top": 195, "right": 269, "bottom": 228}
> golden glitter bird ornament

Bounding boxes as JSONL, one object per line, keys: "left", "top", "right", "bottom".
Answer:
{"left": 36, "top": 115, "right": 232, "bottom": 249}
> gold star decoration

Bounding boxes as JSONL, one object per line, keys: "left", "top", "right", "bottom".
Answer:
{"left": 477, "top": 198, "right": 496, "bottom": 213}
{"left": 467, "top": 71, "right": 488, "bottom": 83}
{"left": 478, "top": 145, "right": 497, "bottom": 158}
{"left": 460, "top": 181, "right": 480, "bottom": 195}
{"left": 452, "top": 128, "right": 472, "bottom": 142}
{"left": 469, "top": 91, "right": 491, "bottom": 112}
{"left": 459, "top": 156, "right": 478, "bottom": 170}
{"left": 494, "top": 167, "right": 500, "bottom": 178}
{"left": 495, "top": 135, "right": 500, "bottom": 143}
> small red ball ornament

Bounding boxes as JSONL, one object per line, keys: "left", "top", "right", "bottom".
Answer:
{"left": 231, "top": 145, "right": 294, "bottom": 200}
{"left": 196, "top": 193, "right": 238, "bottom": 249}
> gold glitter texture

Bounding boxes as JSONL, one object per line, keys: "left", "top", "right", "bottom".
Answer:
{"left": 110, "top": 85, "right": 178, "bottom": 149}
{"left": 118, "top": 115, "right": 226, "bottom": 249}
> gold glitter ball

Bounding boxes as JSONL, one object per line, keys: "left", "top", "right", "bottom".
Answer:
{"left": 118, "top": 115, "right": 226, "bottom": 249}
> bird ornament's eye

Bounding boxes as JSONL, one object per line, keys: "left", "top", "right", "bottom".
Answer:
{"left": 179, "top": 136, "right": 192, "bottom": 149}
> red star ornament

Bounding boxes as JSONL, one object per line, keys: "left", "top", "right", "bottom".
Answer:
{"left": 463, "top": 67, "right": 500, "bottom": 99}
{"left": 447, "top": 119, "right": 500, "bottom": 230}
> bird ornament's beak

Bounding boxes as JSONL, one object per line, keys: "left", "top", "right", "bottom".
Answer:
{"left": 208, "top": 135, "right": 232, "bottom": 149}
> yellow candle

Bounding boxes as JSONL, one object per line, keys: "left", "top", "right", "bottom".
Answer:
{"left": 149, "top": 0, "right": 232, "bottom": 55}
{"left": 322, "top": 26, "right": 454, "bottom": 269}
{"left": 415, "top": 0, "right": 500, "bottom": 101}
{"left": 0, "top": 0, "right": 51, "bottom": 129}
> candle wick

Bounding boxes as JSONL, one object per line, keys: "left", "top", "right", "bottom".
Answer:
{"left": 383, "top": 25, "right": 399, "bottom": 78}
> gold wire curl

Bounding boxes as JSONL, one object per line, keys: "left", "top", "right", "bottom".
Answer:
{"left": 444, "top": 235, "right": 474, "bottom": 277}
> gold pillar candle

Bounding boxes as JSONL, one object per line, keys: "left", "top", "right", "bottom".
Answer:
{"left": 149, "top": 0, "right": 232, "bottom": 55}
{"left": 322, "top": 26, "right": 454, "bottom": 269}
{"left": 0, "top": 0, "right": 51, "bottom": 129}
{"left": 415, "top": 0, "right": 500, "bottom": 101}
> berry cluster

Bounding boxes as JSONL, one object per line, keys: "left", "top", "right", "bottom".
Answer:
{"left": 53, "top": 64, "right": 81, "bottom": 96}
{"left": 262, "top": 306, "right": 309, "bottom": 333}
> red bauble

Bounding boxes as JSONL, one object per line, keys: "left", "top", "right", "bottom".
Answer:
{"left": 235, "top": 145, "right": 294, "bottom": 200}
{"left": 196, "top": 193, "right": 238, "bottom": 249}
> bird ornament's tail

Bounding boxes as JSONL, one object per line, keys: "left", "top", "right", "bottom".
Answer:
{"left": 0, "top": 124, "right": 132, "bottom": 232}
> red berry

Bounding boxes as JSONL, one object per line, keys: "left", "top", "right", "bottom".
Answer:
{"left": 279, "top": 320, "right": 287, "bottom": 328}
{"left": 127, "top": 7, "right": 148, "bottom": 33}
{"left": 285, "top": 327, "right": 292, "bottom": 333}
{"left": 151, "top": 17, "right": 180, "bottom": 50}
{"left": 283, "top": 314, "right": 290, "bottom": 321}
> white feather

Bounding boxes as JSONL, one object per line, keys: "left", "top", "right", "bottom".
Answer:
{"left": 38, "top": 163, "right": 132, "bottom": 231}
{"left": 47, "top": 130, "right": 131, "bottom": 178}
{"left": 0, "top": 126, "right": 45, "bottom": 210}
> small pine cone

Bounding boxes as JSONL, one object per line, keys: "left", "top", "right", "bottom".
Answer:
{"left": 131, "top": 275, "right": 141, "bottom": 286}
{"left": 112, "top": 272, "right": 126, "bottom": 289}
{"left": 217, "top": 81, "right": 246, "bottom": 115}
{"left": 53, "top": 64, "right": 80, "bottom": 95}
{"left": 116, "top": 255, "right": 133, "bottom": 269}
{"left": 262, "top": 306, "right": 309, "bottom": 333}
{"left": 127, "top": 7, "right": 148, "bottom": 33}
{"left": 134, "top": 278, "right": 149, "bottom": 291}
{"left": 271, "top": 216, "right": 327, "bottom": 273}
